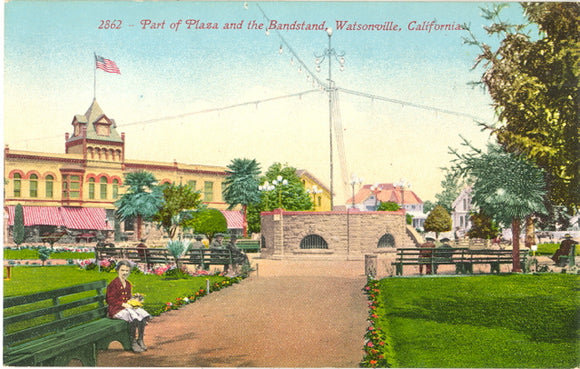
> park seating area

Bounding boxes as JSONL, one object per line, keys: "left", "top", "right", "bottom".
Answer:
{"left": 94, "top": 246, "right": 236, "bottom": 270}
{"left": 3, "top": 280, "right": 131, "bottom": 366}
{"left": 391, "top": 247, "right": 530, "bottom": 275}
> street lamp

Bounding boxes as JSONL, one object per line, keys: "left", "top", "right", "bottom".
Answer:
{"left": 370, "top": 183, "right": 382, "bottom": 210}
{"left": 347, "top": 174, "right": 363, "bottom": 257}
{"left": 349, "top": 174, "right": 364, "bottom": 210}
{"left": 307, "top": 185, "right": 323, "bottom": 210}
{"left": 258, "top": 181, "right": 275, "bottom": 210}
{"left": 262, "top": 176, "right": 288, "bottom": 209}
{"left": 315, "top": 27, "right": 345, "bottom": 211}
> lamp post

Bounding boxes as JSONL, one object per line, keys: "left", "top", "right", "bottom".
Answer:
{"left": 272, "top": 176, "right": 288, "bottom": 208}
{"left": 348, "top": 174, "right": 363, "bottom": 256}
{"left": 258, "top": 181, "right": 275, "bottom": 211}
{"left": 315, "top": 27, "right": 345, "bottom": 211}
{"left": 307, "top": 185, "right": 323, "bottom": 210}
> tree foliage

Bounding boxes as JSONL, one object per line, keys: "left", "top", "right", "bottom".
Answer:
{"left": 13, "top": 204, "right": 25, "bottom": 246}
{"left": 467, "top": 211, "right": 500, "bottom": 239}
{"left": 247, "top": 163, "right": 313, "bottom": 233}
{"left": 191, "top": 208, "right": 228, "bottom": 242}
{"left": 424, "top": 205, "right": 452, "bottom": 239}
{"left": 377, "top": 202, "right": 400, "bottom": 212}
{"left": 464, "top": 2, "right": 579, "bottom": 212}
{"left": 450, "top": 141, "right": 547, "bottom": 227}
{"left": 115, "top": 170, "right": 164, "bottom": 240}
{"left": 222, "top": 158, "right": 262, "bottom": 237}
{"left": 434, "top": 171, "right": 463, "bottom": 213}
{"left": 450, "top": 140, "right": 547, "bottom": 270}
{"left": 153, "top": 183, "right": 202, "bottom": 239}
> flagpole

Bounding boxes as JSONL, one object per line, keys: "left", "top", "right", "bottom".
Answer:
{"left": 93, "top": 53, "right": 97, "bottom": 100}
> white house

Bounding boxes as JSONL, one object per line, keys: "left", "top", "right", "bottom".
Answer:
{"left": 451, "top": 186, "right": 473, "bottom": 236}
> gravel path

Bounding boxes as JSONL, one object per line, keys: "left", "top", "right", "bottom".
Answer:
{"left": 96, "top": 257, "right": 370, "bottom": 367}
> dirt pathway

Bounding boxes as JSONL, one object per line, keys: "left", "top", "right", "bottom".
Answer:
{"left": 96, "top": 258, "right": 370, "bottom": 367}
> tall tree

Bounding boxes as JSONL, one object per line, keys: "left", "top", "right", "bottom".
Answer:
{"left": 464, "top": 2, "right": 579, "bottom": 213}
{"left": 450, "top": 141, "right": 547, "bottom": 271}
{"left": 115, "top": 171, "right": 164, "bottom": 240}
{"left": 13, "top": 204, "right": 25, "bottom": 246}
{"left": 153, "top": 183, "right": 202, "bottom": 239}
{"left": 222, "top": 158, "right": 262, "bottom": 238}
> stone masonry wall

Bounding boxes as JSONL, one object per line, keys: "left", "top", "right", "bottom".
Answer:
{"left": 260, "top": 209, "right": 406, "bottom": 260}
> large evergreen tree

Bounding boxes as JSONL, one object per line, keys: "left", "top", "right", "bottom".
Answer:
{"left": 464, "top": 2, "right": 579, "bottom": 213}
{"left": 450, "top": 141, "right": 547, "bottom": 271}
{"left": 222, "top": 158, "right": 262, "bottom": 238}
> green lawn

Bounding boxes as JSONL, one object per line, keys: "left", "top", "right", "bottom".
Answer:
{"left": 4, "top": 265, "right": 234, "bottom": 316}
{"left": 375, "top": 274, "right": 579, "bottom": 368}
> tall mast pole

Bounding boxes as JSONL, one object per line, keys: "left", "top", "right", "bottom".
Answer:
{"left": 327, "top": 28, "right": 334, "bottom": 210}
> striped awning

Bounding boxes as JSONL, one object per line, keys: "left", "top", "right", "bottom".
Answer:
{"left": 220, "top": 210, "right": 244, "bottom": 229}
{"left": 5, "top": 206, "right": 112, "bottom": 230}
{"left": 6, "top": 206, "right": 62, "bottom": 227}
{"left": 60, "top": 207, "right": 111, "bottom": 230}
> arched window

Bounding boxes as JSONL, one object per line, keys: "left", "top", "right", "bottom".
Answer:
{"left": 88, "top": 178, "right": 96, "bottom": 199}
{"left": 377, "top": 233, "right": 396, "bottom": 248}
{"left": 300, "top": 234, "right": 328, "bottom": 249}
{"left": 29, "top": 174, "right": 38, "bottom": 197}
{"left": 45, "top": 175, "right": 54, "bottom": 198}
{"left": 100, "top": 177, "right": 108, "bottom": 199}
{"left": 261, "top": 235, "right": 266, "bottom": 249}
{"left": 112, "top": 179, "right": 119, "bottom": 199}
{"left": 13, "top": 173, "right": 21, "bottom": 197}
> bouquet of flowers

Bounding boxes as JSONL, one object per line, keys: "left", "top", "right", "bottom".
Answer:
{"left": 127, "top": 293, "right": 145, "bottom": 308}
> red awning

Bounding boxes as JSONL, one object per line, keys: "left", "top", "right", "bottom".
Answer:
{"left": 220, "top": 210, "right": 244, "bottom": 229}
{"left": 6, "top": 206, "right": 62, "bottom": 227}
{"left": 5, "top": 206, "right": 112, "bottom": 230}
{"left": 60, "top": 207, "right": 112, "bottom": 230}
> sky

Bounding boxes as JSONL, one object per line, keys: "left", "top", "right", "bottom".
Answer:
{"left": 3, "top": 1, "right": 530, "bottom": 204}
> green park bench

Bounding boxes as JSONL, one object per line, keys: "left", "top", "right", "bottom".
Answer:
{"left": 3, "top": 280, "right": 131, "bottom": 366}
{"left": 180, "top": 248, "right": 233, "bottom": 269}
{"left": 234, "top": 239, "right": 261, "bottom": 253}
{"left": 392, "top": 247, "right": 529, "bottom": 275}
{"left": 95, "top": 246, "right": 173, "bottom": 267}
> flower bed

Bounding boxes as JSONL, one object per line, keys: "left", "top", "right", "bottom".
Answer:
{"left": 360, "top": 278, "right": 395, "bottom": 368}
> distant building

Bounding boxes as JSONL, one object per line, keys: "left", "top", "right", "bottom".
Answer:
{"left": 451, "top": 186, "right": 473, "bottom": 236}
{"left": 296, "top": 169, "right": 332, "bottom": 212}
{"left": 4, "top": 99, "right": 231, "bottom": 243}
{"left": 346, "top": 183, "right": 426, "bottom": 229}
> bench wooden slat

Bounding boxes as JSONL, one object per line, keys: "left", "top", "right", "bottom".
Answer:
{"left": 4, "top": 294, "right": 103, "bottom": 327}
{"left": 5, "top": 306, "right": 108, "bottom": 345}
{"left": 4, "top": 280, "right": 106, "bottom": 308}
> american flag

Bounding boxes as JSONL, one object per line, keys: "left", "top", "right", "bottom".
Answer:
{"left": 95, "top": 55, "right": 121, "bottom": 74}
